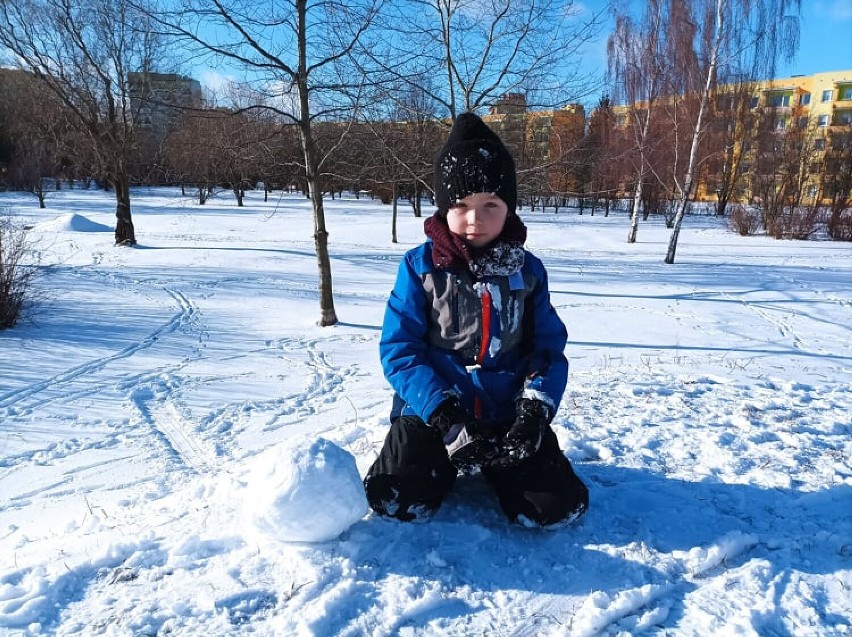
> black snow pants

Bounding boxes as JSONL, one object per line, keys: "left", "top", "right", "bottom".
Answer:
{"left": 364, "top": 416, "right": 589, "bottom": 526}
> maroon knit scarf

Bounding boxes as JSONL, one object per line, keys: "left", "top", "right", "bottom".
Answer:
{"left": 423, "top": 212, "right": 527, "bottom": 275}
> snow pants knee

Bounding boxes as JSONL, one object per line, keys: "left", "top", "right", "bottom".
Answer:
{"left": 364, "top": 415, "right": 588, "bottom": 526}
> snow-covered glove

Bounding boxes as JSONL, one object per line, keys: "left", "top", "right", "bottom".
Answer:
{"left": 490, "top": 399, "right": 552, "bottom": 468}
{"left": 428, "top": 398, "right": 499, "bottom": 473}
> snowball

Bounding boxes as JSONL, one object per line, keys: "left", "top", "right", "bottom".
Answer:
{"left": 244, "top": 438, "right": 368, "bottom": 543}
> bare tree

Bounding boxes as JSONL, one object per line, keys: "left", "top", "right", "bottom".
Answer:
{"left": 663, "top": 0, "right": 800, "bottom": 263}
{"left": 702, "top": 81, "right": 757, "bottom": 216}
{"left": 142, "top": 0, "right": 381, "bottom": 325}
{"left": 608, "top": 0, "right": 670, "bottom": 242}
{"left": 370, "top": 0, "right": 604, "bottom": 119}
{"left": 0, "top": 70, "right": 64, "bottom": 207}
{"left": 0, "top": 0, "right": 163, "bottom": 245}
{"left": 823, "top": 125, "right": 852, "bottom": 240}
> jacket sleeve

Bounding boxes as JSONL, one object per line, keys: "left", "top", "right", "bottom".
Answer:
{"left": 379, "top": 251, "right": 453, "bottom": 422}
{"left": 521, "top": 256, "right": 569, "bottom": 412}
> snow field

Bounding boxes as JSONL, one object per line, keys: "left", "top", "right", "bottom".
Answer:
{"left": 0, "top": 187, "right": 850, "bottom": 636}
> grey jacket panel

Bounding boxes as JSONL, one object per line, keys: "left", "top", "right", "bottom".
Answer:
{"left": 421, "top": 269, "right": 535, "bottom": 361}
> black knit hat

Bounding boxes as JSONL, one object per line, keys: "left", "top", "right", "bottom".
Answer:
{"left": 433, "top": 112, "right": 517, "bottom": 215}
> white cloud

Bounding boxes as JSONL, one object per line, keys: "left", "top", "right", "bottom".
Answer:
{"left": 198, "top": 68, "right": 237, "bottom": 96}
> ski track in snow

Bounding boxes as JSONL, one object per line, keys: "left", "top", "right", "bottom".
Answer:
{"left": 0, "top": 285, "right": 201, "bottom": 416}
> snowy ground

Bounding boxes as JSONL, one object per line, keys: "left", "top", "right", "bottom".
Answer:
{"left": 0, "top": 187, "right": 850, "bottom": 636}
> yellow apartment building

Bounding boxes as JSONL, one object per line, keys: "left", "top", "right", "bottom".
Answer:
{"left": 609, "top": 69, "right": 852, "bottom": 205}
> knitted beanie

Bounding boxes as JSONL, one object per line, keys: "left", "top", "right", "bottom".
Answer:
{"left": 433, "top": 112, "right": 517, "bottom": 215}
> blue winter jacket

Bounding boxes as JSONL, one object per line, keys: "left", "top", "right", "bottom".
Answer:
{"left": 380, "top": 241, "right": 568, "bottom": 427}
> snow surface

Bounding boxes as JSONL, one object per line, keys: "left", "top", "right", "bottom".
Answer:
{"left": 0, "top": 187, "right": 850, "bottom": 636}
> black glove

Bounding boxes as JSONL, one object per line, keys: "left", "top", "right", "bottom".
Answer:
{"left": 491, "top": 398, "right": 552, "bottom": 468}
{"left": 428, "top": 398, "right": 499, "bottom": 472}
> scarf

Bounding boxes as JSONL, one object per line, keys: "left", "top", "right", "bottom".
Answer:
{"left": 423, "top": 212, "right": 527, "bottom": 277}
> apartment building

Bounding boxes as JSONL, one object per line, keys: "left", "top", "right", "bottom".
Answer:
{"left": 608, "top": 69, "right": 852, "bottom": 205}
{"left": 128, "top": 72, "right": 203, "bottom": 142}
{"left": 484, "top": 93, "right": 587, "bottom": 198}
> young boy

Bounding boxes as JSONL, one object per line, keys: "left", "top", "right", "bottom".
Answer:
{"left": 364, "top": 113, "right": 588, "bottom": 527}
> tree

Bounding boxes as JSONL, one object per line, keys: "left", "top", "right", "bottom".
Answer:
{"left": 703, "top": 81, "right": 757, "bottom": 217}
{"left": 822, "top": 125, "right": 852, "bottom": 240}
{"left": 752, "top": 107, "right": 823, "bottom": 239}
{"left": 662, "top": 0, "right": 800, "bottom": 263}
{"left": 0, "top": 69, "right": 64, "bottom": 207}
{"left": 607, "top": 0, "right": 670, "bottom": 242}
{"left": 143, "top": 0, "right": 382, "bottom": 326}
{"left": 583, "top": 96, "right": 617, "bottom": 215}
{"left": 0, "top": 0, "right": 164, "bottom": 245}
{"left": 370, "top": 0, "right": 604, "bottom": 119}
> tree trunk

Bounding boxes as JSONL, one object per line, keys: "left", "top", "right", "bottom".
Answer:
{"left": 300, "top": 124, "right": 337, "bottom": 326}
{"left": 113, "top": 174, "right": 136, "bottom": 246}
{"left": 628, "top": 181, "right": 642, "bottom": 243}
{"left": 665, "top": 0, "right": 723, "bottom": 265}
{"left": 297, "top": 0, "right": 337, "bottom": 326}
{"left": 392, "top": 182, "right": 399, "bottom": 243}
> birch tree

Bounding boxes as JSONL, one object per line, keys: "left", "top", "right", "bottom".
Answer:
{"left": 663, "top": 0, "right": 800, "bottom": 263}
{"left": 607, "top": 0, "right": 670, "bottom": 243}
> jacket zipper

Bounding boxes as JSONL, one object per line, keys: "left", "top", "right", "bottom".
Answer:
{"left": 473, "top": 283, "right": 492, "bottom": 419}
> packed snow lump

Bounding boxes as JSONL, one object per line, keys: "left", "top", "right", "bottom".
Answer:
{"left": 244, "top": 438, "right": 368, "bottom": 543}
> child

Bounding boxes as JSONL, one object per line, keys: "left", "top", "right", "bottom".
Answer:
{"left": 364, "top": 113, "right": 588, "bottom": 527}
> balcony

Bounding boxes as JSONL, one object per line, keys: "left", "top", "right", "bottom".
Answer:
{"left": 763, "top": 89, "right": 794, "bottom": 110}
{"left": 832, "top": 108, "right": 852, "bottom": 126}
{"left": 835, "top": 83, "right": 852, "bottom": 102}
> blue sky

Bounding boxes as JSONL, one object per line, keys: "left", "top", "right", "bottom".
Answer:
{"left": 785, "top": 0, "right": 852, "bottom": 75}
{"left": 192, "top": 1, "right": 852, "bottom": 99}
{"left": 577, "top": 0, "right": 852, "bottom": 81}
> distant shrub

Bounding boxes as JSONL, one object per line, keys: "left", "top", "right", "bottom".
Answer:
{"left": 827, "top": 208, "right": 852, "bottom": 241}
{"left": 729, "top": 204, "right": 761, "bottom": 236}
{"left": 766, "top": 207, "right": 824, "bottom": 240}
{"left": 0, "top": 213, "right": 36, "bottom": 329}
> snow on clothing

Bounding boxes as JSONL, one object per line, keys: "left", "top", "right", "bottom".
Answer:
{"left": 366, "top": 213, "right": 588, "bottom": 525}
{"left": 380, "top": 216, "right": 568, "bottom": 429}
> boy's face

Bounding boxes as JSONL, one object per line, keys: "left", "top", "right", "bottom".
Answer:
{"left": 446, "top": 193, "right": 509, "bottom": 248}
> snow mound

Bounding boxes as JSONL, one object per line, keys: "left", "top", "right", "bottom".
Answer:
{"left": 244, "top": 438, "right": 368, "bottom": 543}
{"left": 37, "top": 213, "right": 112, "bottom": 233}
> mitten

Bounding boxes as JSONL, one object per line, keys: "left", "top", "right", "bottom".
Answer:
{"left": 428, "top": 398, "right": 499, "bottom": 472}
{"left": 491, "top": 398, "right": 552, "bottom": 468}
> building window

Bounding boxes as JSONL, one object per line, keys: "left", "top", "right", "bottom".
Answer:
{"left": 769, "top": 94, "right": 790, "bottom": 107}
{"left": 742, "top": 141, "right": 751, "bottom": 152}
{"left": 749, "top": 96, "right": 759, "bottom": 108}
{"left": 800, "top": 92, "right": 811, "bottom": 105}
{"left": 821, "top": 89, "right": 833, "bottom": 102}
{"left": 807, "top": 185, "right": 818, "bottom": 197}
{"left": 843, "top": 88, "right": 852, "bottom": 100}
{"left": 814, "top": 138, "right": 825, "bottom": 150}
{"left": 797, "top": 116, "right": 809, "bottom": 128}
{"left": 838, "top": 112, "right": 852, "bottom": 125}
{"left": 818, "top": 114, "right": 829, "bottom": 127}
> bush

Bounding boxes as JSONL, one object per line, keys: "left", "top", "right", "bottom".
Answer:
{"left": 0, "top": 213, "right": 36, "bottom": 329}
{"left": 827, "top": 208, "right": 852, "bottom": 241}
{"left": 729, "top": 204, "right": 761, "bottom": 236}
{"left": 766, "top": 207, "right": 824, "bottom": 240}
